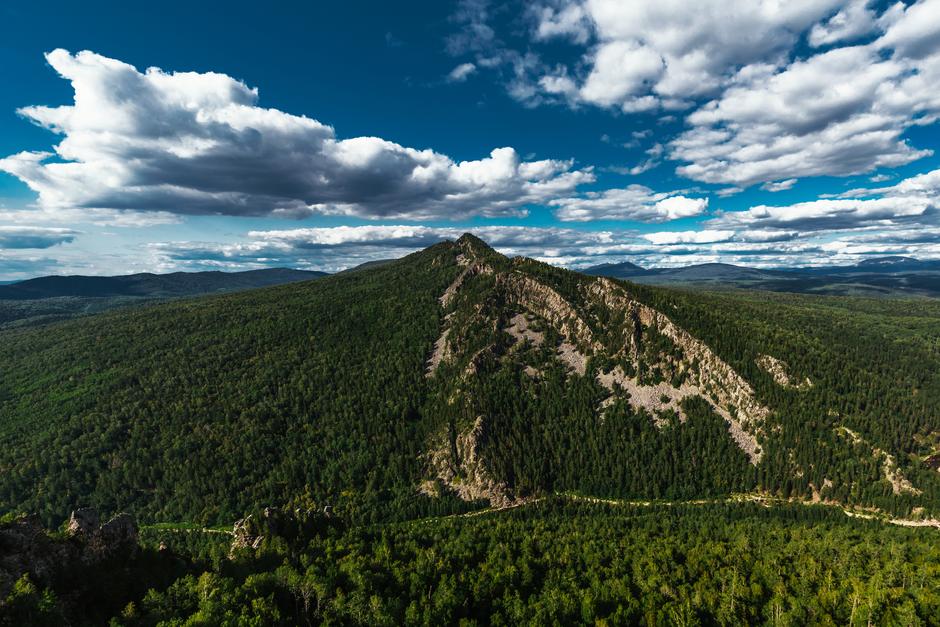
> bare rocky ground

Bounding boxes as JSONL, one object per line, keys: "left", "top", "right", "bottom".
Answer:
{"left": 756, "top": 353, "right": 813, "bottom": 389}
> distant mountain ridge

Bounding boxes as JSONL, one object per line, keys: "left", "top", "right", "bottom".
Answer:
{"left": 0, "top": 267, "right": 327, "bottom": 329}
{"left": 0, "top": 268, "right": 325, "bottom": 300}
{"left": 584, "top": 256, "right": 940, "bottom": 297}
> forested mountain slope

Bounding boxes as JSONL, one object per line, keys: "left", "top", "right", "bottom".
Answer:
{"left": 1, "top": 234, "right": 939, "bottom": 528}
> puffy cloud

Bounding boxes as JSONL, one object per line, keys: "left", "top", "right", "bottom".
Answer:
{"left": 626, "top": 160, "right": 658, "bottom": 176}
{"left": 643, "top": 230, "right": 734, "bottom": 245}
{"left": 578, "top": 40, "right": 664, "bottom": 110}
{"left": 761, "top": 179, "right": 798, "bottom": 192}
{"left": 147, "top": 224, "right": 864, "bottom": 273}
{"left": 529, "top": 0, "right": 843, "bottom": 108}
{"left": 0, "top": 253, "right": 62, "bottom": 280}
{"left": 712, "top": 197, "right": 933, "bottom": 232}
{"left": 0, "top": 205, "right": 180, "bottom": 228}
{"left": 529, "top": 1, "right": 592, "bottom": 44}
{"left": 0, "top": 50, "right": 594, "bottom": 221}
{"left": 148, "top": 225, "right": 626, "bottom": 272}
{"left": 883, "top": 166, "right": 940, "bottom": 196}
{"left": 735, "top": 229, "right": 801, "bottom": 243}
{"left": 875, "top": 0, "right": 940, "bottom": 58}
{"left": 550, "top": 185, "right": 708, "bottom": 222}
{"left": 0, "top": 226, "right": 78, "bottom": 249}
{"left": 642, "top": 228, "right": 800, "bottom": 245}
{"left": 703, "top": 165, "right": 940, "bottom": 250}
{"left": 502, "top": 1, "right": 940, "bottom": 189}
{"left": 829, "top": 166, "right": 940, "bottom": 199}
{"left": 447, "top": 62, "right": 477, "bottom": 82}
{"left": 808, "top": 0, "right": 880, "bottom": 47}
{"left": 671, "top": 42, "right": 939, "bottom": 187}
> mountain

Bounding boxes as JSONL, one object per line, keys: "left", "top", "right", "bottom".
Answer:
{"left": 582, "top": 260, "right": 647, "bottom": 278}
{"left": 584, "top": 256, "right": 940, "bottom": 297}
{"left": 1, "top": 234, "right": 938, "bottom": 529}
{"left": 657, "top": 262, "right": 781, "bottom": 282}
{"left": 584, "top": 261, "right": 783, "bottom": 282}
{"left": 0, "top": 268, "right": 324, "bottom": 300}
{"left": 0, "top": 267, "right": 326, "bottom": 329}
{"left": 3, "top": 234, "right": 940, "bottom": 623}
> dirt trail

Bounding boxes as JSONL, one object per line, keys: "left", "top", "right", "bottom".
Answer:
{"left": 407, "top": 492, "right": 940, "bottom": 531}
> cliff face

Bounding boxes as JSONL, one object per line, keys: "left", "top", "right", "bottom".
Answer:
{"left": 423, "top": 416, "right": 519, "bottom": 508}
{"left": 422, "top": 238, "right": 772, "bottom": 505}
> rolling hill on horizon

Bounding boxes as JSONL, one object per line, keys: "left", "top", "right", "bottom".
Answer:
{"left": 584, "top": 255, "right": 940, "bottom": 297}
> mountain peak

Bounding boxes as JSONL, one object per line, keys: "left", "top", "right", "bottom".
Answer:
{"left": 454, "top": 233, "right": 501, "bottom": 261}
{"left": 455, "top": 232, "right": 491, "bottom": 249}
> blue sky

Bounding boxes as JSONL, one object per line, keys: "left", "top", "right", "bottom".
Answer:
{"left": 1, "top": 0, "right": 940, "bottom": 278}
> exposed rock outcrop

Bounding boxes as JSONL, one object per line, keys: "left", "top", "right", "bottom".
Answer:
{"left": 1, "top": 508, "right": 139, "bottom": 600}
{"left": 67, "top": 507, "right": 99, "bottom": 537}
{"left": 426, "top": 327, "right": 452, "bottom": 376}
{"left": 504, "top": 313, "right": 544, "bottom": 347}
{"left": 596, "top": 366, "right": 695, "bottom": 427}
{"left": 230, "top": 506, "right": 341, "bottom": 555}
{"left": 0, "top": 515, "right": 76, "bottom": 600}
{"left": 756, "top": 354, "right": 813, "bottom": 389}
{"left": 500, "top": 273, "right": 599, "bottom": 352}
{"left": 66, "top": 507, "right": 139, "bottom": 562}
{"left": 232, "top": 514, "right": 267, "bottom": 552}
{"left": 425, "top": 416, "right": 520, "bottom": 508}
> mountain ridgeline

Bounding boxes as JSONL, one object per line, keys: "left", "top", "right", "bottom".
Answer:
{"left": 0, "top": 268, "right": 326, "bottom": 301}
{"left": 1, "top": 234, "right": 940, "bottom": 527}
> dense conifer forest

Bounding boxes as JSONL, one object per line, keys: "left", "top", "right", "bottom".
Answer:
{"left": 5, "top": 501, "right": 940, "bottom": 625}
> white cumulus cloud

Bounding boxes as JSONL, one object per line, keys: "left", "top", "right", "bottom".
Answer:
{"left": 671, "top": 40, "right": 940, "bottom": 187}
{"left": 808, "top": 0, "right": 881, "bottom": 47}
{"left": 550, "top": 185, "right": 708, "bottom": 222}
{"left": 531, "top": 0, "right": 843, "bottom": 108}
{"left": 0, "top": 50, "right": 594, "bottom": 221}
{"left": 643, "top": 230, "right": 734, "bottom": 245}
